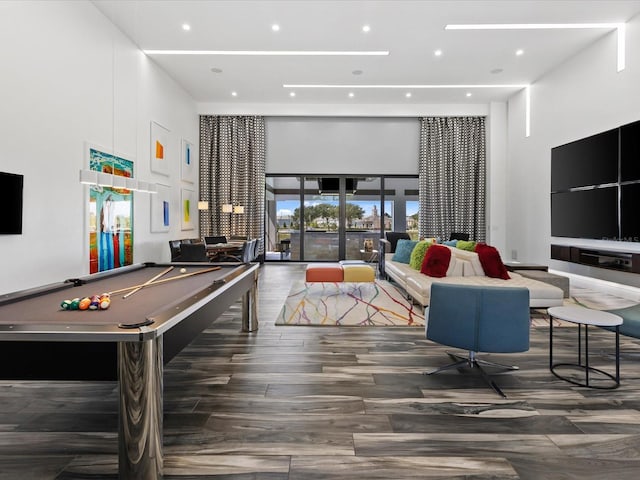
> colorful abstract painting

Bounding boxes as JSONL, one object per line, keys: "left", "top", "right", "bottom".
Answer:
{"left": 180, "top": 138, "right": 196, "bottom": 184}
{"left": 151, "top": 184, "right": 171, "bottom": 233}
{"left": 150, "top": 121, "right": 170, "bottom": 176}
{"left": 88, "top": 148, "right": 134, "bottom": 274}
{"left": 276, "top": 280, "right": 423, "bottom": 327}
{"left": 181, "top": 188, "right": 196, "bottom": 231}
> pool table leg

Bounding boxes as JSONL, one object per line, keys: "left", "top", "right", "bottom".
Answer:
{"left": 242, "top": 270, "right": 259, "bottom": 332}
{"left": 118, "top": 337, "right": 163, "bottom": 480}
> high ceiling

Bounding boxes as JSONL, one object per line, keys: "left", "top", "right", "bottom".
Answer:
{"left": 92, "top": 0, "right": 640, "bottom": 106}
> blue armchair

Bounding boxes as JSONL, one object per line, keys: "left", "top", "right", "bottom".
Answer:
{"left": 425, "top": 283, "right": 530, "bottom": 398}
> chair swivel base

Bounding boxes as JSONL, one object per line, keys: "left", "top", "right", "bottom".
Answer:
{"left": 424, "top": 351, "right": 518, "bottom": 398}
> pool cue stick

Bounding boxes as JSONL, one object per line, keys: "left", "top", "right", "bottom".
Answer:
{"left": 108, "top": 266, "right": 221, "bottom": 296}
{"left": 122, "top": 266, "right": 174, "bottom": 299}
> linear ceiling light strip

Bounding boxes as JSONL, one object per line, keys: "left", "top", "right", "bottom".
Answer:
{"left": 445, "top": 22, "right": 626, "bottom": 72}
{"left": 143, "top": 50, "right": 389, "bottom": 56}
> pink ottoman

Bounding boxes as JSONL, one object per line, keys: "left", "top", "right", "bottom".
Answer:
{"left": 305, "top": 263, "right": 344, "bottom": 282}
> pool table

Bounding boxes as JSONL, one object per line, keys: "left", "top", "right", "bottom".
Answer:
{"left": 0, "top": 261, "right": 259, "bottom": 480}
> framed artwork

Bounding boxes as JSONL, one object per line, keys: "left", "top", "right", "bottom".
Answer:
{"left": 151, "top": 184, "right": 171, "bottom": 233}
{"left": 87, "top": 147, "right": 134, "bottom": 274}
{"left": 180, "top": 138, "right": 196, "bottom": 184}
{"left": 150, "top": 121, "right": 170, "bottom": 176}
{"left": 181, "top": 188, "right": 196, "bottom": 231}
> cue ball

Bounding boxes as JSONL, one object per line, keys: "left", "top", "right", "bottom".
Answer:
{"left": 180, "top": 268, "right": 187, "bottom": 273}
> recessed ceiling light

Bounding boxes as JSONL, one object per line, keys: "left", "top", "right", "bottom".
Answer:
{"left": 362, "top": 25, "right": 371, "bottom": 33}
{"left": 466, "top": 92, "right": 472, "bottom": 97}
{"left": 405, "top": 92, "right": 412, "bottom": 98}
{"left": 348, "top": 92, "right": 355, "bottom": 98}
{"left": 182, "top": 23, "right": 191, "bottom": 31}
{"left": 210, "top": 67, "right": 223, "bottom": 73}
{"left": 272, "top": 24, "right": 280, "bottom": 32}
{"left": 352, "top": 69, "right": 363, "bottom": 75}
{"left": 516, "top": 49, "right": 524, "bottom": 56}
{"left": 434, "top": 49, "right": 443, "bottom": 57}
{"left": 289, "top": 91, "right": 296, "bottom": 97}
{"left": 231, "top": 91, "right": 238, "bottom": 97}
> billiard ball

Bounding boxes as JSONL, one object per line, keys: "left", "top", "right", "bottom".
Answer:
{"left": 180, "top": 268, "right": 187, "bottom": 274}
{"left": 99, "top": 293, "right": 111, "bottom": 310}
{"left": 89, "top": 295, "right": 100, "bottom": 310}
{"left": 70, "top": 298, "right": 80, "bottom": 310}
{"left": 60, "top": 299, "right": 72, "bottom": 310}
{"left": 78, "top": 297, "right": 91, "bottom": 310}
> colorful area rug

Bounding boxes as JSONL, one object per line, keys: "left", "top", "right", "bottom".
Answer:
{"left": 276, "top": 280, "right": 423, "bottom": 327}
{"left": 276, "top": 282, "right": 640, "bottom": 328}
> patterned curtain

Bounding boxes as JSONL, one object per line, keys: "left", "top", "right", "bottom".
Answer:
{"left": 199, "top": 116, "right": 265, "bottom": 254}
{"left": 419, "top": 117, "right": 486, "bottom": 242}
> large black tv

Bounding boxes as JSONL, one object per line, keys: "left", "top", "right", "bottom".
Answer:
{"left": 621, "top": 120, "right": 640, "bottom": 182}
{"left": 551, "top": 128, "right": 618, "bottom": 191}
{"left": 0, "top": 172, "right": 24, "bottom": 234}
{"left": 551, "top": 187, "right": 619, "bottom": 239}
{"left": 621, "top": 183, "right": 640, "bottom": 241}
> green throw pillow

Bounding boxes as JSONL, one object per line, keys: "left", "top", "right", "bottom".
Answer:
{"left": 456, "top": 240, "right": 477, "bottom": 251}
{"left": 409, "top": 240, "right": 432, "bottom": 270}
{"left": 392, "top": 239, "right": 418, "bottom": 264}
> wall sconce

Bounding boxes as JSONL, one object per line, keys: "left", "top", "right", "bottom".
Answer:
{"left": 198, "top": 201, "right": 209, "bottom": 211}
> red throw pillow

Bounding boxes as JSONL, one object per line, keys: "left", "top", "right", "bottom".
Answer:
{"left": 420, "top": 244, "right": 452, "bottom": 278}
{"left": 475, "top": 243, "right": 510, "bottom": 279}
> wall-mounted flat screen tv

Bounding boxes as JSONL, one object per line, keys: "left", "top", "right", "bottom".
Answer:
{"left": 621, "top": 120, "right": 640, "bottom": 182}
{"left": 621, "top": 183, "right": 640, "bottom": 241}
{"left": 0, "top": 171, "right": 24, "bottom": 234}
{"left": 551, "top": 128, "right": 618, "bottom": 191}
{"left": 551, "top": 187, "right": 619, "bottom": 239}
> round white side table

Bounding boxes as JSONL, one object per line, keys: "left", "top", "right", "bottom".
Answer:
{"left": 548, "top": 306, "right": 623, "bottom": 389}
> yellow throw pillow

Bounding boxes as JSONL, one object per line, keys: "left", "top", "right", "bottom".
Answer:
{"left": 409, "top": 240, "right": 432, "bottom": 270}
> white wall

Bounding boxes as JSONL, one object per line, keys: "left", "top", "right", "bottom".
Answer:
{"left": 507, "top": 14, "right": 640, "bottom": 288}
{"left": 0, "top": 1, "right": 198, "bottom": 295}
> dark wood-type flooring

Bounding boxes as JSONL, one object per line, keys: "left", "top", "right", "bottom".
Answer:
{"left": 1, "top": 263, "right": 640, "bottom": 479}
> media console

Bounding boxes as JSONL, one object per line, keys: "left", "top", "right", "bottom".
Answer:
{"left": 551, "top": 244, "right": 640, "bottom": 274}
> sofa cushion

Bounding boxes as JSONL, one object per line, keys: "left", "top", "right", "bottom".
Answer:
{"left": 449, "top": 247, "right": 485, "bottom": 276}
{"left": 409, "top": 240, "right": 432, "bottom": 270}
{"left": 386, "top": 232, "right": 411, "bottom": 253}
{"left": 392, "top": 239, "right": 418, "bottom": 264}
{"left": 456, "top": 240, "right": 477, "bottom": 251}
{"left": 420, "top": 244, "right": 452, "bottom": 278}
{"left": 475, "top": 243, "right": 510, "bottom": 280}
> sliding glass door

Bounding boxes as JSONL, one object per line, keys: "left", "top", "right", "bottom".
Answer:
{"left": 265, "top": 175, "right": 418, "bottom": 262}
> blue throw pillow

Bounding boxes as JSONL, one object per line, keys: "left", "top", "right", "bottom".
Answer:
{"left": 392, "top": 239, "right": 418, "bottom": 264}
{"left": 443, "top": 239, "right": 458, "bottom": 247}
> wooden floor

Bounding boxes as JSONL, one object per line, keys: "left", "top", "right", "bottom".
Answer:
{"left": 2, "top": 263, "right": 640, "bottom": 479}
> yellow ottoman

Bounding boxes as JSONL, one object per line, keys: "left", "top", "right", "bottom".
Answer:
{"left": 342, "top": 264, "right": 375, "bottom": 282}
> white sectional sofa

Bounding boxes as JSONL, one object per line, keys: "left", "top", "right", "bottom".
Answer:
{"left": 379, "top": 239, "right": 564, "bottom": 309}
